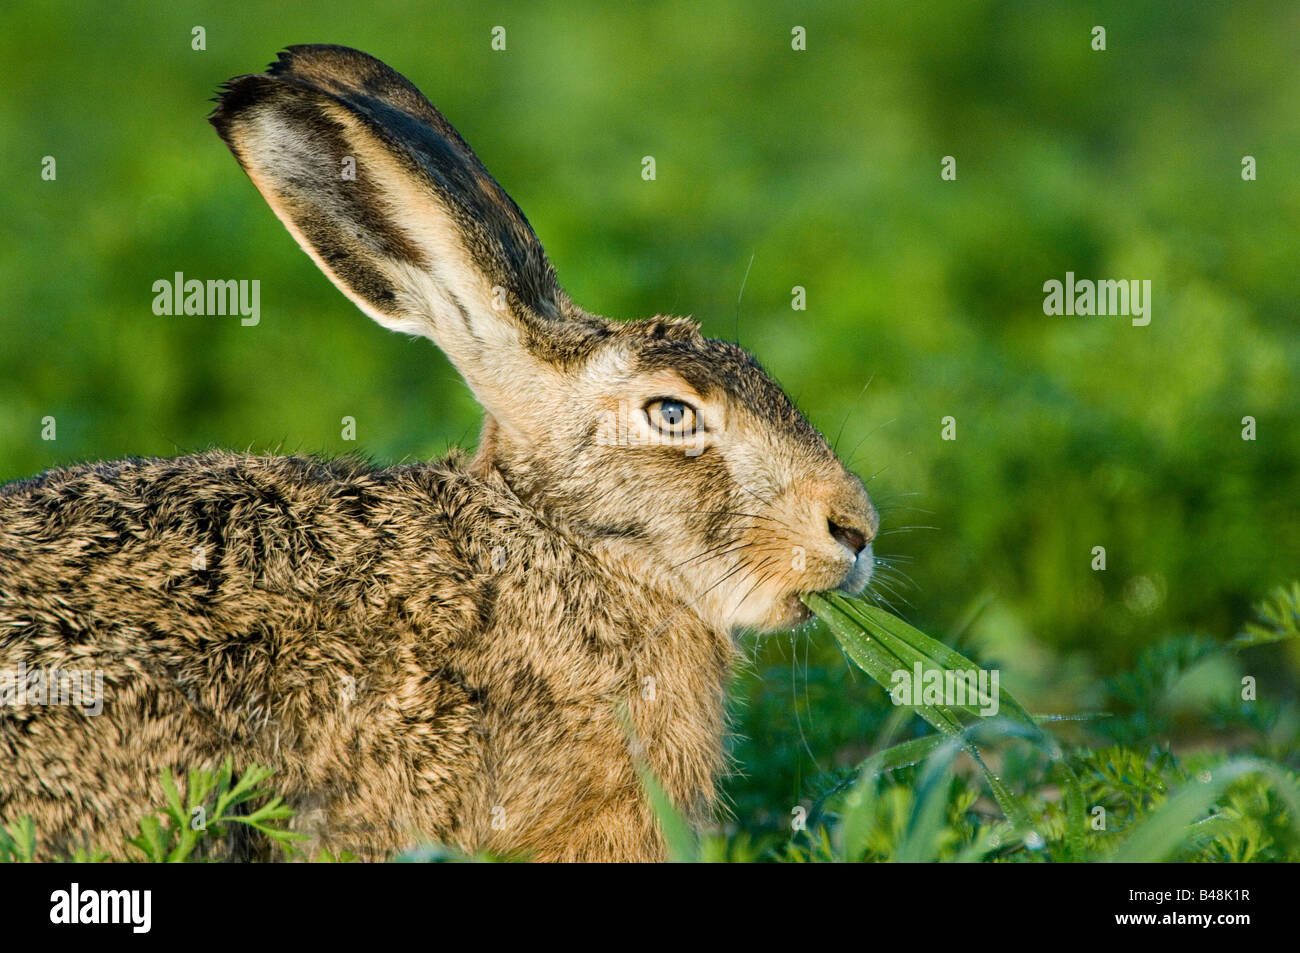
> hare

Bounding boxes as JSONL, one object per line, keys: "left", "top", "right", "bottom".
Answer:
{"left": 0, "top": 45, "right": 878, "bottom": 862}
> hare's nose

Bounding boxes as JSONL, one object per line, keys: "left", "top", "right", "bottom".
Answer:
{"left": 828, "top": 518, "right": 871, "bottom": 555}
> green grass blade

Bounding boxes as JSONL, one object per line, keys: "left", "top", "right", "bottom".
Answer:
{"left": 827, "top": 594, "right": 1043, "bottom": 734}
{"left": 804, "top": 592, "right": 1042, "bottom": 835}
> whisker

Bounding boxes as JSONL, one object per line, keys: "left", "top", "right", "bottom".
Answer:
{"left": 872, "top": 552, "right": 916, "bottom": 563}
{"left": 732, "top": 484, "right": 800, "bottom": 535}
{"left": 872, "top": 565, "right": 919, "bottom": 591}
{"left": 843, "top": 413, "right": 897, "bottom": 467}
{"left": 692, "top": 556, "right": 754, "bottom": 605}
{"left": 865, "top": 586, "right": 908, "bottom": 615}
{"left": 832, "top": 375, "right": 876, "bottom": 454}
{"left": 790, "top": 629, "right": 822, "bottom": 771}
{"left": 733, "top": 563, "right": 777, "bottom": 614}
{"left": 867, "top": 577, "right": 914, "bottom": 611}
{"left": 671, "top": 538, "right": 750, "bottom": 570}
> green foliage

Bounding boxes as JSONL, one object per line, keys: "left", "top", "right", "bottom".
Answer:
{"left": 315, "top": 848, "right": 362, "bottom": 863}
{"left": 1, "top": 758, "right": 304, "bottom": 862}
{"left": 1234, "top": 582, "right": 1300, "bottom": 648}
{"left": 771, "top": 588, "right": 1300, "bottom": 863}
{"left": 775, "top": 742, "right": 1300, "bottom": 864}
{"left": 1074, "top": 745, "right": 1174, "bottom": 850}
{"left": 1195, "top": 772, "right": 1300, "bottom": 863}
{"left": 0, "top": 816, "right": 35, "bottom": 863}
{"left": 126, "top": 757, "right": 305, "bottom": 862}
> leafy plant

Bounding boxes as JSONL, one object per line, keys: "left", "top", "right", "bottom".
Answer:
{"left": 126, "top": 757, "right": 306, "bottom": 862}
{"left": 788, "top": 587, "right": 1300, "bottom": 863}
{"left": 0, "top": 816, "right": 35, "bottom": 863}
{"left": 1234, "top": 582, "right": 1300, "bottom": 648}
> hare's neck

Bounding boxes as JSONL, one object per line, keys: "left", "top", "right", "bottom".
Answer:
{"left": 625, "top": 602, "right": 735, "bottom": 820}
{"left": 470, "top": 416, "right": 555, "bottom": 508}
{"left": 589, "top": 536, "right": 736, "bottom": 817}
{"left": 474, "top": 415, "right": 734, "bottom": 815}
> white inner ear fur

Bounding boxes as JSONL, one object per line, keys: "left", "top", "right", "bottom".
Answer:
{"left": 332, "top": 106, "right": 565, "bottom": 427}
{"left": 240, "top": 101, "right": 563, "bottom": 432}
{"left": 238, "top": 110, "right": 409, "bottom": 334}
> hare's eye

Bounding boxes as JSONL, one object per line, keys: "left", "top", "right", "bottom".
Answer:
{"left": 645, "top": 398, "right": 697, "bottom": 436}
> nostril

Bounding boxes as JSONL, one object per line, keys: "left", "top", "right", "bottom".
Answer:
{"left": 828, "top": 519, "right": 868, "bottom": 554}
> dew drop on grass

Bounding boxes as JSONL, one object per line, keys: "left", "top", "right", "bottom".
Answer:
{"left": 1025, "top": 830, "right": 1045, "bottom": 850}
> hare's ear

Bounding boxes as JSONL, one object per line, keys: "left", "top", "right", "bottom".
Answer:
{"left": 210, "top": 45, "right": 602, "bottom": 419}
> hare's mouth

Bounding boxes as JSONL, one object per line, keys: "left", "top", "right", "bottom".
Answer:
{"left": 784, "top": 591, "right": 814, "bottom": 625}
{"left": 774, "top": 551, "right": 875, "bottom": 630}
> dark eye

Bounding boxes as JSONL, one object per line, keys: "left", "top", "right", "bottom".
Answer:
{"left": 645, "top": 399, "right": 697, "bottom": 436}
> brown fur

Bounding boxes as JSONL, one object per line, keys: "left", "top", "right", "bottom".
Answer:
{"left": 0, "top": 46, "right": 877, "bottom": 861}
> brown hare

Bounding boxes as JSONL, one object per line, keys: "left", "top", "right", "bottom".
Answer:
{"left": 0, "top": 45, "right": 877, "bottom": 862}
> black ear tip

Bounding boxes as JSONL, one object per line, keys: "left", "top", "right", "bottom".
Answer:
{"left": 268, "top": 43, "right": 377, "bottom": 78}
{"left": 268, "top": 45, "right": 314, "bottom": 76}
{"left": 208, "top": 74, "right": 275, "bottom": 138}
{"left": 266, "top": 47, "right": 296, "bottom": 76}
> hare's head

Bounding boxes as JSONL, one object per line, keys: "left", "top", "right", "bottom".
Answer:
{"left": 212, "top": 45, "right": 877, "bottom": 634}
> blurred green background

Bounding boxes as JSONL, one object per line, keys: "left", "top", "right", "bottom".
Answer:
{"left": 2, "top": 1, "right": 1297, "bottom": 846}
